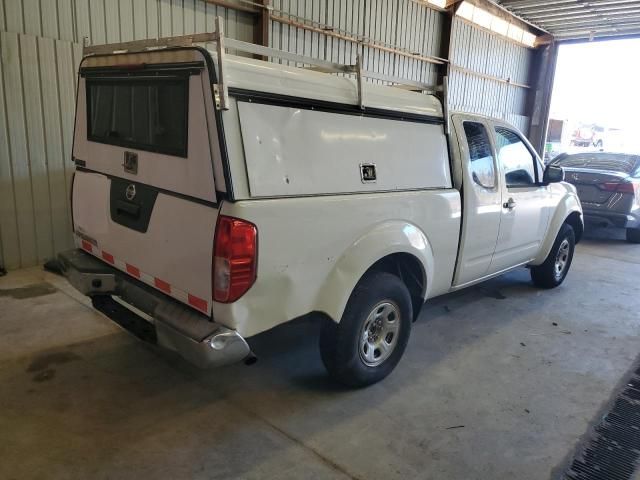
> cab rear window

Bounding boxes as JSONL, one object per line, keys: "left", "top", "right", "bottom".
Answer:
{"left": 86, "top": 76, "right": 188, "bottom": 157}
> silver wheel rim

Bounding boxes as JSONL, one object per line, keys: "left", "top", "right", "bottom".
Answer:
{"left": 359, "top": 301, "right": 401, "bottom": 367}
{"left": 554, "top": 239, "right": 570, "bottom": 280}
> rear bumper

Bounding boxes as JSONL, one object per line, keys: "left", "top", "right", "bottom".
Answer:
{"left": 583, "top": 209, "right": 640, "bottom": 229}
{"left": 58, "top": 249, "right": 250, "bottom": 368}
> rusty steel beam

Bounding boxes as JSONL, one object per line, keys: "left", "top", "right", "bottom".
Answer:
{"left": 251, "top": 0, "right": 270, "bottom": 60}
{"left": 526, "top": 41, "right": 558, "bottom": 155}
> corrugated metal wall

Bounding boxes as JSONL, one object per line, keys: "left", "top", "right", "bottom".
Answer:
{"left": 269, "top": 0, "right": 444, "bottom": 86}
{"left": 0, "top": 32, "right": 81, "bottom": 269}
{"left": 0, "top": 0, "right": 254, "bottom": 44}
{"left": 448, "top": 17, "right": 533, "bottom": 133}
{"left": 268, "top": 2, "right": 533, "bottom": 130}
{"left": 0, "top": 0, "right": 254, "bottom": 270}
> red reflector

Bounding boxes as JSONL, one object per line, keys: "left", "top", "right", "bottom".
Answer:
{"left": 126, "top": 264, "right": 140, "bottom": 278}
{"left": 213, "top": 215, "right": 258, "bottom": 303}
{"left": 154, "top": 278, "right": 171, "bottom": 294}
{"left": 188, "top": 294, "right": 208, "bottom": 313}
{"left": 102, "top": 251, "right": 114, "bottom": 264}
{"left": 81, "top": 240, "right": 93, "bottom": 252}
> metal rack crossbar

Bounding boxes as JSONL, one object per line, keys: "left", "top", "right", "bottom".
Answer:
{"left": 83, "top": 16, "right": 444, "bottom": 114}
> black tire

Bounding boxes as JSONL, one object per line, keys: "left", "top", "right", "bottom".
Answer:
{"left": 626, "top": 228, "right": 640, "bottom": 243}
{"left": 531, "top": 223, "right": 575, "bottom": 289}
{"left": 320, "top": 271, "right": 412, "bottom": 388}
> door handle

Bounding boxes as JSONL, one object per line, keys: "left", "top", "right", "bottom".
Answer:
{"left": 503, "top": 198, "right": 516, "bottom": 210}
{"left": 115, "top": 200, "right": 140, "bottom": 219}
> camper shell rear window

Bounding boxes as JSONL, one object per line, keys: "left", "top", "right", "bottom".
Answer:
{"left": 86, "top": 75, "right": 189, "bottom": 157}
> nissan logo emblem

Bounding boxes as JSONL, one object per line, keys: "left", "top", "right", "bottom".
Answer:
{"left": 125, "top": 184, "right": 136, "bottom": 201}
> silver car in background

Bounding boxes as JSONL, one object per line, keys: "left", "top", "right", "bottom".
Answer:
{"left": 551, "top": 152, "right": 640, "bottom": 243}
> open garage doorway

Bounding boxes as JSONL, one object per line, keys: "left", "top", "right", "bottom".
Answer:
{"left": 546, "top": 37, "right": 640, "bottom": 243}
{"left": 544, "top": 38, "right": 640, "bottom": 163}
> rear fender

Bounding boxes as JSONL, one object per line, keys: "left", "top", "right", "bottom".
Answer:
{"left": 531, "top": 188, "right": 583, "bottom": 265}
{"left": 315, "top": 221, "right": 434, "bottom": 323}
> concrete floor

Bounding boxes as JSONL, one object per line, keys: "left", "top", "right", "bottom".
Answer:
{"left": 1, "top": 227, "right": 639, "bottom": 480}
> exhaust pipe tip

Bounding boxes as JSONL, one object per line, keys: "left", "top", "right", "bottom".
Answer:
{"left": 244, "top": 354, "right": 258, "bottom": 366}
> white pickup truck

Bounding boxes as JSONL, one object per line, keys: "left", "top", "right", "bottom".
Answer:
{"left": 59, "top": 30, "right": 583, "bottom": 387}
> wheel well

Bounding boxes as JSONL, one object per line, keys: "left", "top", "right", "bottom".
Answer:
{"left": 566, "top": 211, "right": 583, "bottom": 243}
{"left": 365, "top": 253, "right": 426, "bottom": 320}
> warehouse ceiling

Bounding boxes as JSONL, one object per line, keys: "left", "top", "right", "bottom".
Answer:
{"left": 496, "top": 0, "right": 640, "bottom": 40}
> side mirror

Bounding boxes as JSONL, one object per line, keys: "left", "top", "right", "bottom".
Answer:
{"left": 543, "top": 164, "right": 564, "bottom": 185}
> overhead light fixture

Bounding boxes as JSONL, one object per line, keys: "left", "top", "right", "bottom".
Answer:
{"left": 457, "top": 1, "right": 474, "bottom": 21}
{"left": 508, "top": 23, "right": 524, "bottom": 43}
{"left": 474, "top": 7, "right": 493, "bottom": 29}
{"left": 522, "top": 31, "right": 537, "bottom": 46}
{"left": 455, "top": 1, "right": 537, "bottom": 47}
{"left": 428, "top": 0, "right": 447, "bottom": 9}
{"left": 491, "top": 17, "right": 509, "bottom": 36}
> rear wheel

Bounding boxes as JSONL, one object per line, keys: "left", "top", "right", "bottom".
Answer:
{"left": 626, "top": 228, "right": 640, "bottom": 243}
{"left": 531, "top": 223, "right": 575, "bottom": 289}
{"left": 320, "top": 272, "right": 412, "bottom": 387}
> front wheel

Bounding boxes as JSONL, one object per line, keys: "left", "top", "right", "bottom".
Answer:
{"left": 531, "top": 223, "right": 575, "bottom": 288}
{"left": 320, "top": 271, "right": 412, "bottom": 387}
{"left": 626, "top": 228, "right": 640, "bottom": 243}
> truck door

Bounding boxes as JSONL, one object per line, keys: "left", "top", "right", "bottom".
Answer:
{"left": 452, "top": 116, "right": 503, "bottom": 287}
{"left": 487, "top": 125, "right": 552, "bottom": 274}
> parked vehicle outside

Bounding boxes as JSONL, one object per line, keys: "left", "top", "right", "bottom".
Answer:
{"left": 58, "top": 31, "right": 583, "bottom": 387}
{"left": 551, "top": 152, "right": 640, "bottom": 243}
{"left": 570, "top": 124, "right": 605, "bottom": 148}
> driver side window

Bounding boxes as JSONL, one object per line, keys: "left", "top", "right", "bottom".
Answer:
{"left": 494, "top": 127, "right": 537, "bottom": 187}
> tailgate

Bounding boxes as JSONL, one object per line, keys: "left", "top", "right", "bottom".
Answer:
{"left": 71, "top": 49, "right": 224, "bottom": 315}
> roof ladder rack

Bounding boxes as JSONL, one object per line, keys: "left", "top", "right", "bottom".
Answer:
{"left": 213, "top": 16, "right": 228, "bottom": 110}
{"left": 82, "top": 16, "right": 444, "bottom": 113}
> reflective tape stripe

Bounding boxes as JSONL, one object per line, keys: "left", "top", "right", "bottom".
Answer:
{"left": 126, "top": 264, "right": 140, "bottom": 278}
{"left": 154, "top": 278, "right": 171, "bottom": 294}
{"left": 75, "top": 234, "right": 210, "bottom": 315}
{"left": 188, "top": 294, "right": 208, "bottom": 314}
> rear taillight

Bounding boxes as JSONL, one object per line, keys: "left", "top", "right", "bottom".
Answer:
{"left": 600, "top": 181, "right": 636, "bottom": 194}
{"left": 213, "top": 215, "right": 258, "bottom": 303}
